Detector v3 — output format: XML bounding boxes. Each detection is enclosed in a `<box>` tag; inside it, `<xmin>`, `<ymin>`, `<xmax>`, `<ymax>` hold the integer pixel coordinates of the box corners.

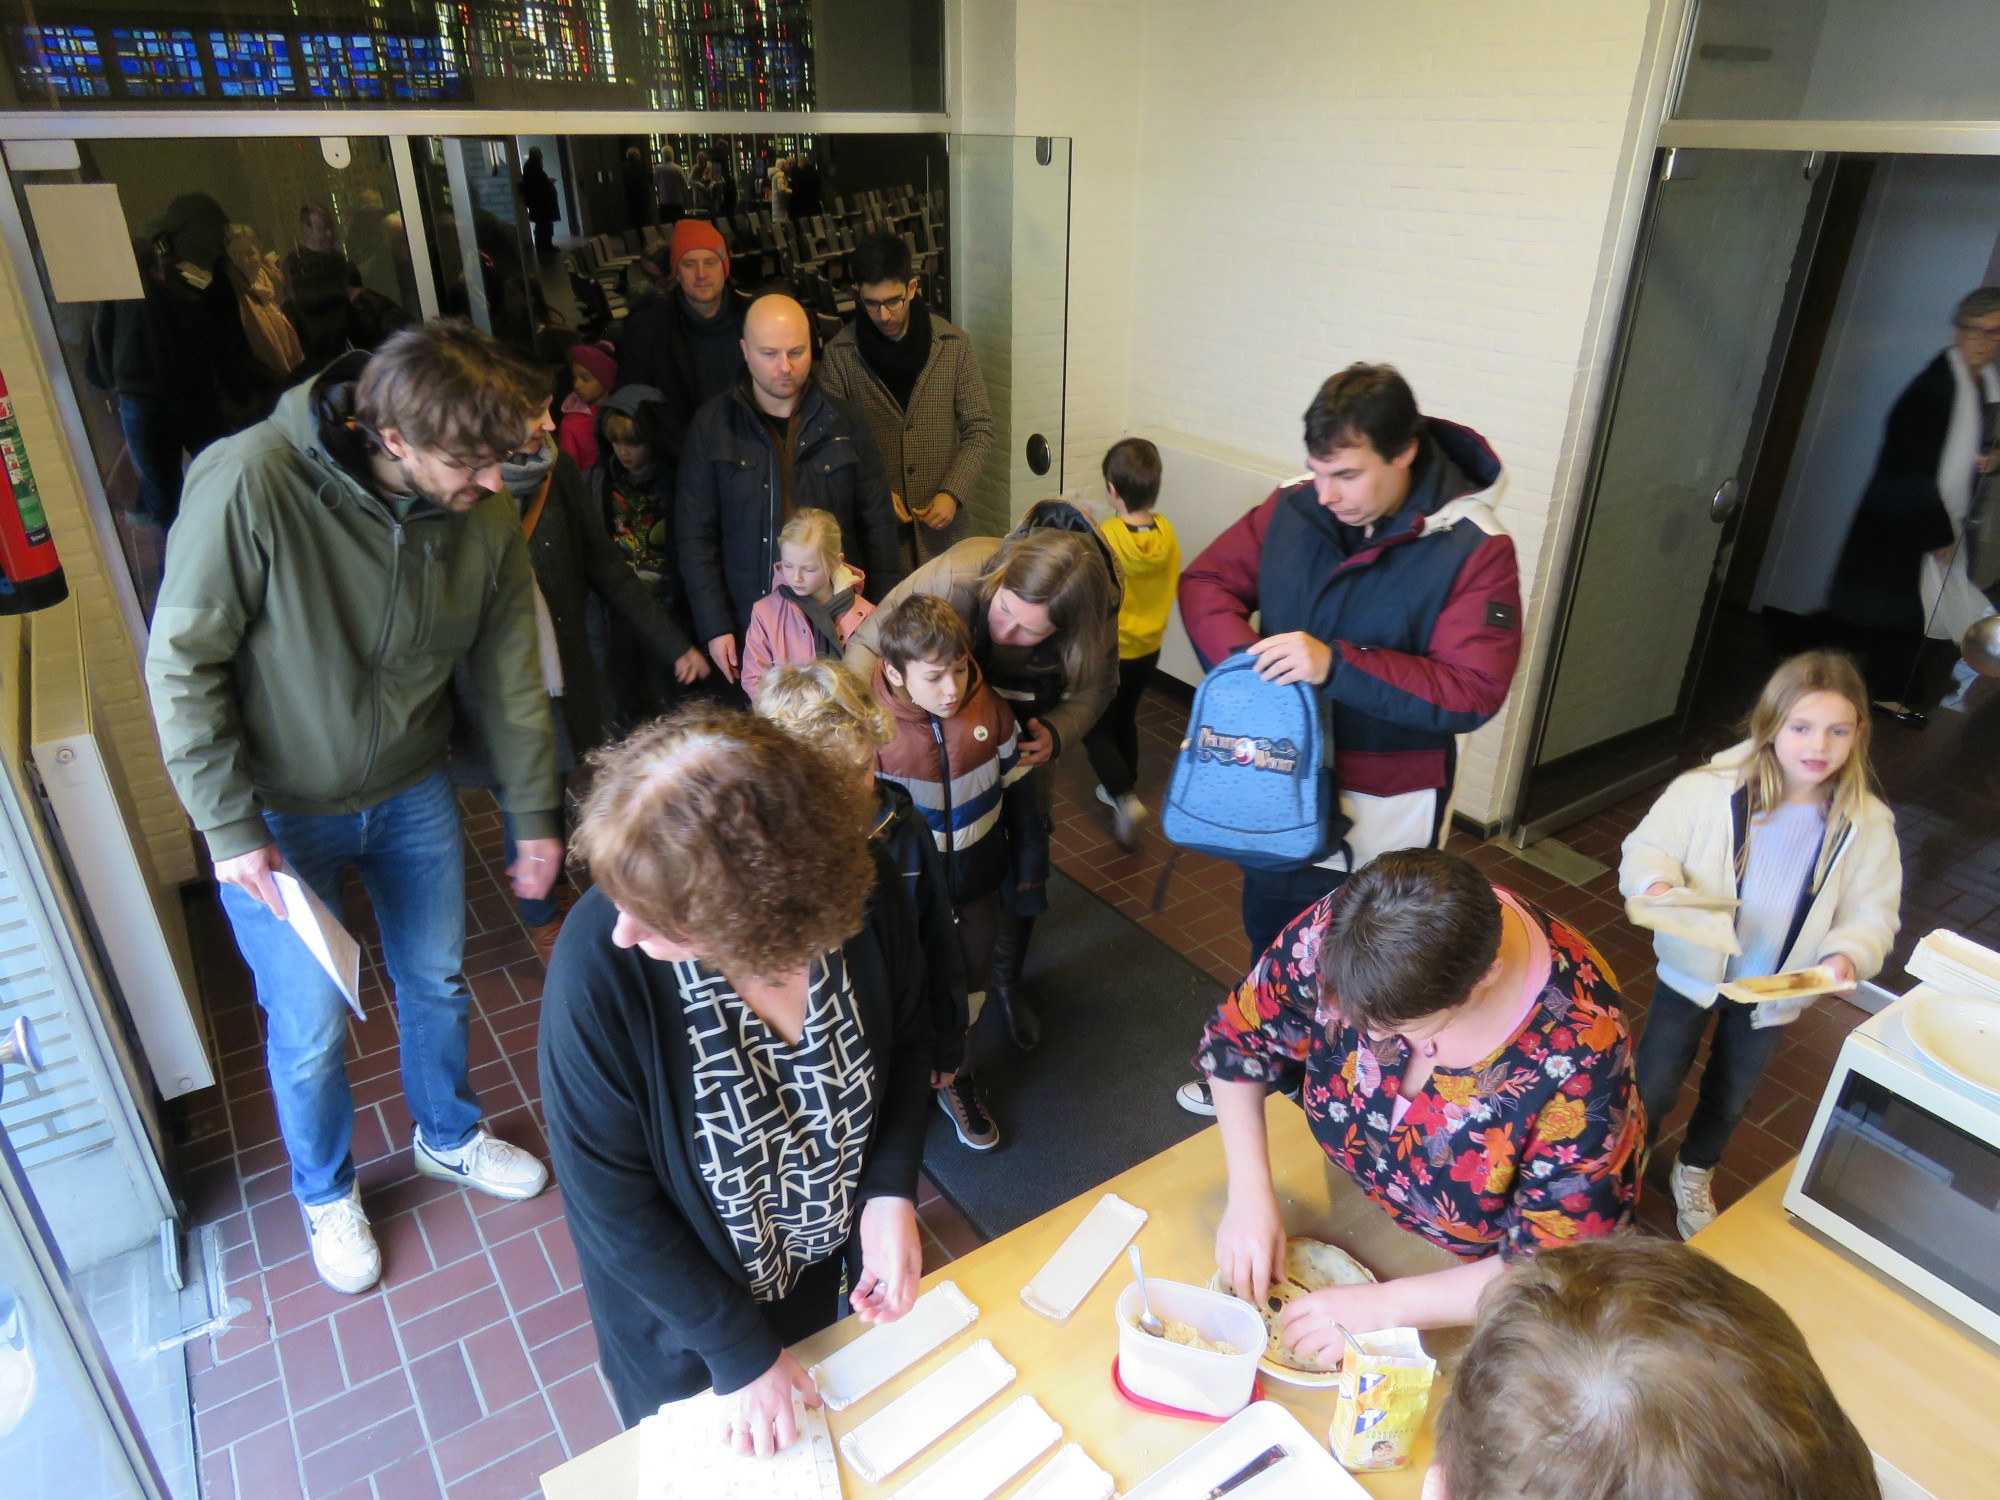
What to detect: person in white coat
<box><xmin>1619</xmin><ymin>651</ymin><xmax>1901</xmax><ymax>1239</ymax></box>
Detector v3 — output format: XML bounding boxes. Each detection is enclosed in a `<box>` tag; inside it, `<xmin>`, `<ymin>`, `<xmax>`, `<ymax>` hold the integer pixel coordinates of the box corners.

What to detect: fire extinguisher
<box><xmin>0</xmin><ymin>369</ymin><xmax>68</xmax><ymax>615</ymax></box>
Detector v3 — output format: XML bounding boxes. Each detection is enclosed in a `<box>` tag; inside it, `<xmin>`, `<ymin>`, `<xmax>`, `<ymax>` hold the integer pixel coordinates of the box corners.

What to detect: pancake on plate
<box><xmin>1211</xmin><ymin>1237</ymin><xmax>1375</xmax><ymax>1379</ymax></box>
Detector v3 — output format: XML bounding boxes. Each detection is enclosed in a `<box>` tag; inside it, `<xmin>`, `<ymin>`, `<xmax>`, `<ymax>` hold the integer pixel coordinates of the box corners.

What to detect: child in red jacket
<box><xmin>872</xmin><ymin>595</ymin><xmax>1048</xmax><ymax>1150</ymax></box>
<box><xmin>558</xmin><ymin>340</ymin><xmax>615</xmax><ymax>472</ymax></box>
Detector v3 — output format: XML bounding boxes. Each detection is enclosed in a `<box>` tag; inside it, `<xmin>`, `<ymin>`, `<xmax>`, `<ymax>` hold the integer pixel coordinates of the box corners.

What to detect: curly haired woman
<box><xmin>539</xmin><ymin>707</ymin><xmax>931</xmax><ymax>1450</ymax></box>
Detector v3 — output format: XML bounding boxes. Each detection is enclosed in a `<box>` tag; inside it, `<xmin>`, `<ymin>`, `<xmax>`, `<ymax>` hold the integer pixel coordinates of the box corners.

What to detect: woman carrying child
<box><xmin>1620</xmin><ymin>650</ymin><xmax>1902</xmax><ymax>1238</ymax></box>
<box><xmin>740</xmin><ymin>508</ymin><xmax>876</xmax><ymax>699</ymax></box>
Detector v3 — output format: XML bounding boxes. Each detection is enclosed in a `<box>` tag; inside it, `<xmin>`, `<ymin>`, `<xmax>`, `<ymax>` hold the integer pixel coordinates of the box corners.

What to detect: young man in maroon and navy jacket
<box><xmin>1174</xmin><ymin>364</ymin><xmax>1522</xmax><ymax>1111</ymax></box>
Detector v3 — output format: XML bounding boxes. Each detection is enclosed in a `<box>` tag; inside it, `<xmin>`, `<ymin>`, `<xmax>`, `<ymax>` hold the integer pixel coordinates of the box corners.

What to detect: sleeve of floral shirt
<box><xmin>1191</xmin><ymin>895</ymin><xmax>1336</xmax><ymax>1096</ymax></box>
<box><xmin>1501</xmin><ymin>988</ymin><xmax>1643</xmax><ymax>1255</ymax></box>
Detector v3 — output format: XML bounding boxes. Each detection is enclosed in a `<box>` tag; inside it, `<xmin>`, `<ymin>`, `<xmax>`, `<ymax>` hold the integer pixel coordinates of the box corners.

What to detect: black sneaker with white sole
<box><xmin>938</xmin><ymin>1073</ymin><xmax>1001</xmax><ymax>1150</ymax></box>
<box><xmin>1175</xmin><ymin>1078</ymin><xmax>1216</xmax><ymax>1116</ymax></box>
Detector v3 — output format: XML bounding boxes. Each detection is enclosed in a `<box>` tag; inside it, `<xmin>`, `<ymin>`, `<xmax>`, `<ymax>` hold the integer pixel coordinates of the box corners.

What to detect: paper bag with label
<box><xmin>1329</xmin><ymin>1327</ymin><xmax>1435</xmax><ymax>1472</ymax></box>
<box><xmin>272</xmin><ymin>869</ymin><xmax>364</xmax><ymax>1020</ymax></box>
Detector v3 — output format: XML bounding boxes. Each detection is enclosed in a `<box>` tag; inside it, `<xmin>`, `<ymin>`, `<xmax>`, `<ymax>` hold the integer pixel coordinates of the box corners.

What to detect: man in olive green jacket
<box><xmin>145</xmin><ymin>322</ymin><xmax>560</xmax><ymax>1296</ymax></box>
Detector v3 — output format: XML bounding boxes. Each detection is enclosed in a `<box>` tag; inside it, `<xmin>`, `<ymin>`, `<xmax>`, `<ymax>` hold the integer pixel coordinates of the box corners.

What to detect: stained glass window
<box><xmin>110</xmin><ymin>29</ymin><xmax>203</xmax><ymax>99</ymax></box>
<box><xmin>14</xmin><ymin>25</ymin><xmax>110</xmax><ymax>99</ymax></box>
<box><xmin>208</xmin><ymin>30</ymin><xmax>296</xmax><ymax>98</ymax></box>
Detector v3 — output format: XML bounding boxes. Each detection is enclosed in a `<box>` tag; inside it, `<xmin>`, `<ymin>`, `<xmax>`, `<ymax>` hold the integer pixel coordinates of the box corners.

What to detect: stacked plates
<box><xmin>1905</xmin><ymin>929</ymin><xmax>2000</xmax><ymax>1002</ymax></box>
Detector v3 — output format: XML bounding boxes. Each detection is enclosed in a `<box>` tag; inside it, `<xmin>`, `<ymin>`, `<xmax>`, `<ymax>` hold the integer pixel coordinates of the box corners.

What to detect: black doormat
<box><xmin>921</xmin><ymin>869</ymin><xmax>1231</xmax><ymax>1240</ymax></box>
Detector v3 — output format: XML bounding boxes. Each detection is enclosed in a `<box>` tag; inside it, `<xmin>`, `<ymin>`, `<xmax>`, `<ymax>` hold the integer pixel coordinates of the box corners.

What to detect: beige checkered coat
<box><xmin>819</xmin><ymin>313</ymin><xmax>996</xmax><ymax>562</ymax></box>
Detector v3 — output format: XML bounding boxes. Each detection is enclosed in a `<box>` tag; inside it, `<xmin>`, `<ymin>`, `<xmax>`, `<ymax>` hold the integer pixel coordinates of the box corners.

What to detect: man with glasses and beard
<box><xmin>146</xmin><ymin>321</ymin><xmax>561</xmax><ymax>1297</ymax></box>
<box><xmin>820</xmin><ymin>233</ymin><xmax>995</xmax><ymax>565</ymax></box>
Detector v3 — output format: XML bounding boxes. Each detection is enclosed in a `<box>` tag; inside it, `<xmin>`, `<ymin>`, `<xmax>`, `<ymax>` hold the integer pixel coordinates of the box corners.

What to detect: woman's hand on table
<box><xmin>1214</xmin><ymin>1185</ymin><xmax>1286</xmax><ymax>1308</ymax></box>
<box><xmin>852</xmin><ymin>1196</ymin><xmax>921</xmax><ymax>1324</ymax></box>
<box><xmin>1277</xmin><ymin>1280</ymin><xmax>1403</xmax><ymax>1366</ymax></box>
<box><xmin>726</xmin><ymin>1351</ymin><xmax>819</xmax><ymax>1458</ymax></box>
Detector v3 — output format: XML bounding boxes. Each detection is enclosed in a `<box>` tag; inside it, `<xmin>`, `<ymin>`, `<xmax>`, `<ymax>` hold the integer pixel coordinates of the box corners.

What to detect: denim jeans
<box><xmin>117</xmin><ymin>392</ymin><xmax>224</xmax><ymax>529</ymax></box>
<box><xmin>1240</xmin><ymin>863</ymin><xmax>1348</xmax><ymax>966</ymax></box>
<box><xmin>1633</xmin><ymin>980</ymin><xmax>1785</xmax><ymax>1171</ymax></box>
<box><xmin>219</xmin><ymin>769</ymin><xmax>480</xmax><ymax>1207</ymax></box>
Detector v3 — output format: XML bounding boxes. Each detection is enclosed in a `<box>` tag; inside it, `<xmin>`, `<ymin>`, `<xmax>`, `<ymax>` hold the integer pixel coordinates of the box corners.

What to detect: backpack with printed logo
<box><xmin>1159</xmin><ymin>650</ymin><xmax>1343</xmax><ymax>871</ymax></box>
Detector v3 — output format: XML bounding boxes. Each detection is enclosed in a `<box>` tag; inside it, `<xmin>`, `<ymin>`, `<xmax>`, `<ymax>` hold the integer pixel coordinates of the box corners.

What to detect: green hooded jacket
<box><xmin>145</xmin><ymin>371</ymin><xmax>560</xmax><ymax>863</ymax></box>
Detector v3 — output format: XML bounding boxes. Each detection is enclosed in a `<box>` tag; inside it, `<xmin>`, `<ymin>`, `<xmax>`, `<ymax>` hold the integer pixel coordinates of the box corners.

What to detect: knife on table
<box><xmin>1200</xmin><ymin>1443</ymin><xmax>1289</xmax><ymax>1499</ymax></box>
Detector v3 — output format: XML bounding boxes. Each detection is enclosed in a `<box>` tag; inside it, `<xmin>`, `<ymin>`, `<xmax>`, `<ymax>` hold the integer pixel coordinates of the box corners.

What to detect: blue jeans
<box><xmin>117</xmin><ymin>392</ymin><xmax>223</xmax><ymax>529</ymax></box>
<box><xmin>219</xmin><ymin>770</ymin><xmax>480</xmax><ymax>1207</ymax></box>
<box><xmin>1633</xmin><ymin>980</ymin><xmax>1786</xmax><ymax>1171</ymax></box>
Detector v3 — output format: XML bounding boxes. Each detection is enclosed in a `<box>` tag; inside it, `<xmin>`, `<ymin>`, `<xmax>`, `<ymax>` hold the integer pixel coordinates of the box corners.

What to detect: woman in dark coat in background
<box><xmin>520</xmin><ymin>147</ymin><xmax>561</xmax><ymax>253</ymax></box>
<box><xmin>1828</xmin><ymin>286</ymin><xmax>2000</xmax><ymax>724</ymax></box>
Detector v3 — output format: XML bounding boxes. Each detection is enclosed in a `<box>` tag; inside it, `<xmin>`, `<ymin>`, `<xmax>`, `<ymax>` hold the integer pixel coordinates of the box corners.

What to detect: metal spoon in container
<box><xmin>1128</xmin><ymin>1244</ymin><xmax>1166</xmax><ymax>1338</ymax></box>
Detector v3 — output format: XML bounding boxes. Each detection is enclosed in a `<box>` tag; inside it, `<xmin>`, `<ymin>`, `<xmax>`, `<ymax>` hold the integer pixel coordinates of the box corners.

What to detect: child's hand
<box><xmin>1644</xmin><ymin>882</ymin><xmax>1673</xmax><ymax>897</ymax></box>
<box><xmin>1823</xmin><ymin>953</ymin><xmax>1856</xmax><ymax>987</ymax></box>
<box><xmin>674</xmin><ymin>648</ymin><xmax>712</xmax><ymax>685</ymax></box>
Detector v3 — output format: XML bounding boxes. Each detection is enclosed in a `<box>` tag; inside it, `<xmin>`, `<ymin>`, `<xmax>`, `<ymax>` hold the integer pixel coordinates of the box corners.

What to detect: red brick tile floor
<box><xmin>172</xmin><ymin>677</ymin><xmax>1998</xmax><ymax>1496</ymax></box>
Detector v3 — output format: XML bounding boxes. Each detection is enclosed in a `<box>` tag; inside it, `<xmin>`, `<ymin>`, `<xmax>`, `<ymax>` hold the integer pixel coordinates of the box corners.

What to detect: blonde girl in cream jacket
<box><xmin>1619</xmin><ymin>651</ymin><xmax>1901</xmax><ymax>1238</ymax></box>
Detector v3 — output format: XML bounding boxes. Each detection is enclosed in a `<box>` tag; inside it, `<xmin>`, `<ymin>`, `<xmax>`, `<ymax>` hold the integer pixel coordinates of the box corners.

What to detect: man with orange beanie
<box><xmin>614</xmin><ymin>218</ymin><xmax>754</xmax><ymax>464</ymax></box>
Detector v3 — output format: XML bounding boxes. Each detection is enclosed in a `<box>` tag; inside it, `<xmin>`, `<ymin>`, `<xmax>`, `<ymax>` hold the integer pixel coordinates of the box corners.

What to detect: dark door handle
<box><xmin>1026</xmin><ymin>433</ymin><xmax>1051</xmax><ymax>476</ymax></box>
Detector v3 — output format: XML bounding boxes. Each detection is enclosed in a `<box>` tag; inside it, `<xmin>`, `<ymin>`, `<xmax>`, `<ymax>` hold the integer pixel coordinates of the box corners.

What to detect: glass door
<box><xmin>945</xmin><ymin>134</ymin><xmax>1070</xmax><ymax>532</ymax></box>
<box><xmin>1519</xmin><ymin>148</ymin><xmax>1827</xmax><ymax>840</ymax></box>
<box><xmin>414</xmin><ymin>136</ymin><xmax>540</xmax><ymax>363</ymax></box>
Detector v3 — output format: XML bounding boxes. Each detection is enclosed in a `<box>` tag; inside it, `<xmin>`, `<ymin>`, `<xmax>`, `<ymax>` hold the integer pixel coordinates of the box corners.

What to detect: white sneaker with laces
<box><xmin>1096</xmin><ymin>784</ymin><xmax>1148</xmax><ymax>850</ymax></box>
<box><xmin>1176</xmin><ymin>1078</ymin><xmax>1216</xmax><ymax>1116</ymax></box>
<box><xmin>413</xmin><ymin>1126</ymin><xmax>549</xmax><ymax>1201</ymax></box>
<box><xmin>302</xmin><ymin>1185</ymin><xmax>381</xmax><ymax>1294</ymax></box>
<box><xmin>1668</xmin><ymin>1157</ymin><xmax>1719</xmax><ymax>1239</ymax></box>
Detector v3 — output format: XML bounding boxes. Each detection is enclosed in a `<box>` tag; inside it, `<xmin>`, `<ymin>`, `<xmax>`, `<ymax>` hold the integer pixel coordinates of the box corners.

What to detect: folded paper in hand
<box><xmin>272</xmin><ymin>869</ymin><xmax>364</xmax><ymax>1020</ymax></box>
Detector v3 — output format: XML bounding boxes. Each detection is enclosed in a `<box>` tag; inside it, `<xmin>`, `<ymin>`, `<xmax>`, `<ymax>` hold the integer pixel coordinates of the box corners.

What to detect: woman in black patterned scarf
<box><xmin>539</xmin><ymin>706</ymin><xmax>932</xmax><ymax>1450</ymax></box>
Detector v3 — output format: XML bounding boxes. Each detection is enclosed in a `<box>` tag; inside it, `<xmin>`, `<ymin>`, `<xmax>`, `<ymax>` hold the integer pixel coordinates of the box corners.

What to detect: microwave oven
<box><xmin>1783</xmin><ymin>987</ymin><xmax>2000</xmax><ymax>1348</ymax></box>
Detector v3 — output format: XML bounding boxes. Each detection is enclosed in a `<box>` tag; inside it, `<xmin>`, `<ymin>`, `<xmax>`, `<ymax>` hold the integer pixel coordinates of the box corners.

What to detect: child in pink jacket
<box><xmin>558</xmin><ymin>341</ymin><xmax>615</xmax><ymax>472</ymax></box>
<box><xmin>740</xmin><ymin>508</ymin><xmax>875</xmax><ymax>698</ymax></box>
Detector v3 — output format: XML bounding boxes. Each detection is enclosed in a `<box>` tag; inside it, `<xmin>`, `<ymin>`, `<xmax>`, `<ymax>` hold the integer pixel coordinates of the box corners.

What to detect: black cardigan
<box><xmin>538</xmin><ymin>850</ymin><xmax>933</xmax><ymax>1418</ymax></box>
<box><xmin>1829</xmin><ymin>352</ymin><xmax>1963</xmax><ymax>631</ymax></box>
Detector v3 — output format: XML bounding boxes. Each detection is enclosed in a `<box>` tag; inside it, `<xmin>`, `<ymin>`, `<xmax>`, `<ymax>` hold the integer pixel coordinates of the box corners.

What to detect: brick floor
<box><xmin>174</xmin><ymin>675</ymin><xmax>2000</xmax><ymax>1495</ymax></box>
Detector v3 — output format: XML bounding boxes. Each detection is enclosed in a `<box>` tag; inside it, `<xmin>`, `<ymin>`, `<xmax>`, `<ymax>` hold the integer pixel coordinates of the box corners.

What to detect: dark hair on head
<box><xmin>355</xmin><ymin>319</ymin><xmax>545</xmax><ymax>463</ymax></box>
<box><xmin>573</xmin><ymin>705</ymin><xmax>873</xmax><ymax>981</ymax></box>
<box><xmin>1320</xmin><ymin>849</ymin><xmax>1501</xmax><ymax>1033</ymax></box>
<box><xmin>876</xmin><ymin>594</ymin><xmax>972</xmax><ymax>675</ymax></box>
<box><xmin>1955</xmin><ymin>285</ymin><xmax>2000</xmax><ymax>325</ymax></box>
<box><xmin>851</xmin><ymin>232</ymin><xmax>915</xmax><ymax>289</ymax></box>
<box><xmin>1436</xmin><ymin>1235</ymin><xmax>1881</xmax><ymax>1500</ymax></box>
<box><xmin>1102</xmin><ymin>437</ymin><xmax>1163</xmax><ymax>509</ymax></box>
<box><xmin>1303</xmin><ymin>363</ymin><xmax>1421</xmax><ymax>462</ymax></box>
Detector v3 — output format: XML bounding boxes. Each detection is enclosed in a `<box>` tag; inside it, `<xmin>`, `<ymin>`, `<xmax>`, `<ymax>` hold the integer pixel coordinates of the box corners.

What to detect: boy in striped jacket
<box><xmin>871</xmin><ymin>595</ymin><xmax>1048</xmax><ymax>1151</ymax></box>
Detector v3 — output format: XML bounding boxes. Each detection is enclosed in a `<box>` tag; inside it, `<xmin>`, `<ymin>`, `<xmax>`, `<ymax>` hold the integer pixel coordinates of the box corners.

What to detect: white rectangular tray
<box><xmin>808</xmin><ymin>1281</ymin><xmax>978</xmax><ymax>1411</ymax></box>
<box><xmin>1121</xmin><ymin>1401</ymin><xmax>1370</xmax><ymax>1499</ymax></box>
<box><xmin>1012</xmin><ymin>1443</ymin><xmax>1118</xmax><ymax>1500</ymax></box>
<box><xmin>889</xmin><ymin>1394</ymin><xmax>1060</xmax><ymax>1500</ymax></box>
<box><xmin>1020</xmin><ymin>1192</ymin><xmax>1148</xmax><ymax>1323</ymax></box>
<box><xmin>837</xmin><ymin>1338</ymin><xmax>1016</xmax><ymax>1484</ymax></box>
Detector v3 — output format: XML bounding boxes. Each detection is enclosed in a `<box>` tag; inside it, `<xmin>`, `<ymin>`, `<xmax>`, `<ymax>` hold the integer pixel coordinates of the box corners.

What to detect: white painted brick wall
<box><xmin>996</xmin><ymin>0</ymin><xmax>1664</xmax><ymax>824</ymax></box>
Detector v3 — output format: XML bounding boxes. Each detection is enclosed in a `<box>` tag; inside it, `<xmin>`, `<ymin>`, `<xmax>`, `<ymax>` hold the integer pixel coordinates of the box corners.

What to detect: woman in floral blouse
<box><xmin>1200</xmin><ymin>848</ymin><xmax>1641</xmax><ymax>1363</ymax></box>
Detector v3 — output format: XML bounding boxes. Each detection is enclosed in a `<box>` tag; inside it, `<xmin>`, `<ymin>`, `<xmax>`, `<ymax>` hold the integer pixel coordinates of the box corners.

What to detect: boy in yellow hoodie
<box><xmin>1086</xmin><ymin>437</ymin><xmax>1180</xmax><ymax>849</ymax></box>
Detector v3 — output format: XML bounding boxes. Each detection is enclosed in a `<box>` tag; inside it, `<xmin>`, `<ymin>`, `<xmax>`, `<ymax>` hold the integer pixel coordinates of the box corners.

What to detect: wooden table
<box><xmin>543</xmin><ymin>1093</ymin><xmax>1461</xmax><ymax>1498</ymax></box>
<box><xmin>1691</xmin><ymin>1164</ymin><xmax>2000</xmax><ymax>1500</ymax></box>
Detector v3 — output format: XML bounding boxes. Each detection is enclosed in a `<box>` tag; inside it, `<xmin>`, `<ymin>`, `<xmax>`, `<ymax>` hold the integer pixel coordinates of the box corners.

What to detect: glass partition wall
<box><xmin>0</xmin><ymin>99</ymin><xmax>1066</xmax><ymax>1495</ymax></box>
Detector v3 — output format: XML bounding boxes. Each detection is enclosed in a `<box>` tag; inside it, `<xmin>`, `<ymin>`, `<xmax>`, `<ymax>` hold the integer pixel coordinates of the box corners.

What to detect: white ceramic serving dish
<box><xmin>1905</xmin><ymin>992</ymin><xmax>2000</xmax><ymax>1096</ymax></box>
<box><xmin>1120</xmin><ymin>1400</ymin><xmax>1369</xmax><ymax>1499</ymax></box>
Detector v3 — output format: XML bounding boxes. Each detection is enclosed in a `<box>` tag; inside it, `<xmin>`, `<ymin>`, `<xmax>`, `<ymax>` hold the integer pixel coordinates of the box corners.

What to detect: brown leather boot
<box><xmin>527</xmin><ymin>914</ymin><xmax>564</xmax><ymax>968</ymax></box>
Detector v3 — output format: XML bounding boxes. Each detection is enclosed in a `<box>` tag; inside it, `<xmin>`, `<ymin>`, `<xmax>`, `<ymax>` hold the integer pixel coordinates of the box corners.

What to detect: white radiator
<box><xmin>26</xmin><ymin>598</ymin><xmax>208</xmax><ymax>1099</ymax></box>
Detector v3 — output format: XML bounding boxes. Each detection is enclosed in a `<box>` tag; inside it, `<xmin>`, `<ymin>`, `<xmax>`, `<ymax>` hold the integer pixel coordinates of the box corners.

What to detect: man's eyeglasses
<box><xmin>1957</xmin><ymin>321</ymin><xmax>2000</xmax><ymax>340</ymax></box>
<box><xmin>861</xmin><ymin>291</ymin><xmax>911</xmax><ymax>315</ymax></box>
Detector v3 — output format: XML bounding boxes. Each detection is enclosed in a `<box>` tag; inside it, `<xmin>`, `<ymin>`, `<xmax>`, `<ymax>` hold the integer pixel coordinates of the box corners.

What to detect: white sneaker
<box><xmin>1668</xmin><ymin>1157</ymin><xmax>1719</xmax><ymax>1239</ymax></box>
<box><xmin>413</xmin><ymin>1126</ymin><xmax>549</xmax><ymax>1201</ymax></box>
<box><xmin>1095</xmin><ymin>785</ymin><xmax>1148</xmax><ymax>851</ymax></box>
<box><xmin>302</xmin><ymin>1186</ymin><xmax>381</xmax><ymax>1294</ymax></box>
<box><xmin>1176</xmin><ymin>1078</ymin><xmax>1216</xmax><ymax>1116</ymax></box>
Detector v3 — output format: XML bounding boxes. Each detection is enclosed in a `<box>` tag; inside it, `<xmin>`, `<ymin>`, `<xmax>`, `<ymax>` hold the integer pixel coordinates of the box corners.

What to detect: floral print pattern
<box><xmin>1195</xmin><ymin>888</ymin><xmax>1643</xmax><ymax>1261</ymax></box>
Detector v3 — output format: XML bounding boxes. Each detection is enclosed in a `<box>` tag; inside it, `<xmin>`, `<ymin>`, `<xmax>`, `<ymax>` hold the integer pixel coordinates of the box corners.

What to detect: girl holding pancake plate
<box><xmin>1198</xmin><ymin>848</ymin><xmax>1641</xmax><ymax>1364</ymax></box>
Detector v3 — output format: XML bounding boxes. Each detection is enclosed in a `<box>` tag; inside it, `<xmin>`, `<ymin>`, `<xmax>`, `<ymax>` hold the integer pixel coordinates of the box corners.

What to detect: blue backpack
<box><xmin>1160</xmin><ymin>651</ymin><xmax>1343</xmax><ymax>871</ymax></box>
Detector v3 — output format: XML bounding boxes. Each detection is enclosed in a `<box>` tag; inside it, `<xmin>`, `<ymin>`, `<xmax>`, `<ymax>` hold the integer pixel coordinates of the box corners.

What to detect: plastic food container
<box><xmin>1114</xmin><ymin>1279</ymin><xmax>1266</xmax><ymax>1418</ymax></box>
